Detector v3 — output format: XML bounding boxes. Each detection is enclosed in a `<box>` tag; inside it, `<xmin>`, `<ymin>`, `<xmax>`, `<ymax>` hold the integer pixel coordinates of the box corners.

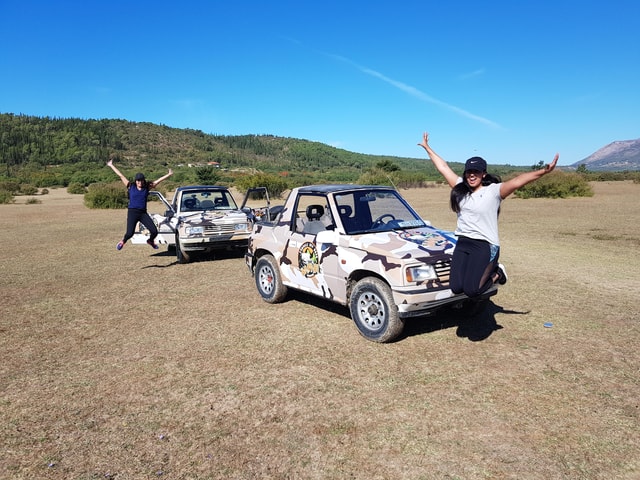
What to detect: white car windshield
<box><xmin>181</xmin><ymin>190</ymin><xmax>238</xmax><ymax>211</ymax></box>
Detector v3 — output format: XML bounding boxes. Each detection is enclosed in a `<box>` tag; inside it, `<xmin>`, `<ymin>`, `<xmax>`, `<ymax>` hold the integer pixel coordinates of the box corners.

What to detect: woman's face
<box><xmin>465</xmin><ymin>169</ymin><xmax>485</xmax><ymax>189</ymax></box>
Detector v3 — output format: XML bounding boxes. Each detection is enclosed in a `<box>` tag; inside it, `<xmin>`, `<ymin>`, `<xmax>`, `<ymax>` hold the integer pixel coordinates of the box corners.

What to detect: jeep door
<box><xmin>280</xmin><ymin>194</ymin><xmax>338</xmax><ymax>299</ymax></box>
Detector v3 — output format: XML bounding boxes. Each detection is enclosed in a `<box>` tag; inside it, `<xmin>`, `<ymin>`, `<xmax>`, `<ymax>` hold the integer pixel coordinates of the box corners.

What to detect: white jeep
<box><xmin>132</xmin><ymin>185</ymin><xmax>271</xmax><ymax>263</ymax></box>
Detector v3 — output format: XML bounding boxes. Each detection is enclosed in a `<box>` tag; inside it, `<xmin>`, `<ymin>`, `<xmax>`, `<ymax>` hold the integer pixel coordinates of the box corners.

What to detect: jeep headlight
<box><xmin>234</xmin><ymin>223</ymin><xmax>249</xmax><ymax>231</ymax></box>
<box><xmin>185</xmin><ymin>226</ymin><xmax>204</xmax><ymax>235</ymax></box>
<box><xmin>406</xmin><ymin>264</ymin><xmax>437</xmax><ymax>283</ymax></box>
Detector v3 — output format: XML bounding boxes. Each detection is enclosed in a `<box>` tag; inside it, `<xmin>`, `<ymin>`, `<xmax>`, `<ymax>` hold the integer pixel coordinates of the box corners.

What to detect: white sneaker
<box><xmin>497</xmin><ymin>263</ymin><xmax>508</xmax><ymax>285</ymax></box>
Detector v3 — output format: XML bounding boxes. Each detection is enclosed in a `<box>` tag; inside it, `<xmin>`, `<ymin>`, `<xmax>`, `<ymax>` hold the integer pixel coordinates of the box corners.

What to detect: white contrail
<box><xmin>329</xmin><ymin>53</ymin><xmax>501</xmax><ymax>129</ymax></box>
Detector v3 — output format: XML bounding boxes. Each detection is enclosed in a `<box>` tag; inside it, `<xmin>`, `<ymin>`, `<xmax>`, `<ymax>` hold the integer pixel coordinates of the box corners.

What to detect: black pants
<box><xmin>450</xmin><ymin>236</ymin><xmax>499</xmax><ymax>298</ymax></box>
<box><xmin>123</xmin><ymin>208</ymin><xmax>158</xmax><ymax>243</ymax></box>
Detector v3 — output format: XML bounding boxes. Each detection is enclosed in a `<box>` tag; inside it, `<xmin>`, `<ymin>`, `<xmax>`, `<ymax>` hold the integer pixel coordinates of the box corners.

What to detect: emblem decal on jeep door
<box><xmin>298</xmin><ymin>242</ymin><xmax>320</xmax><ymax>277</ymax></box>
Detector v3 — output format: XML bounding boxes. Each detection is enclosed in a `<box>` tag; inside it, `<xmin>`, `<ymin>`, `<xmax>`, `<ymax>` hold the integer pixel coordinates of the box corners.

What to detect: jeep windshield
<box><xmin>180</xmin><ymin>190</ymin><xmax>239</xmax><ymax>212</ymax></box>
<box><xmin>334</xmin><ymin>189</ymin><xmax>427</xmax><ymax>235</ymax></box>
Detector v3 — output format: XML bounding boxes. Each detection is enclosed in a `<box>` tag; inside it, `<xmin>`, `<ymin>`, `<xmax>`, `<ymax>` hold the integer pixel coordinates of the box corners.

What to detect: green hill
<box><xmin>0</xmin><ymin>112</ymin><xmax>527</xmax><ymax>188</ymax></box>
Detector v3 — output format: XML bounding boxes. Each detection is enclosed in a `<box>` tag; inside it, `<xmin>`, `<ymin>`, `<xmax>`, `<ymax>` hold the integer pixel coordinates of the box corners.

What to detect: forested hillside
<box><xmin>1</xmin><ymin>113</ymin><xmax>451</xmax><ymax>187</ymax></box>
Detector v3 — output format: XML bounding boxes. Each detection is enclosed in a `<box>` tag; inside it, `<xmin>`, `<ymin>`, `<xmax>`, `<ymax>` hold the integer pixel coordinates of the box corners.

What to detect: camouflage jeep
<box><xmin>245</xmin><ymin>184</ymin><xmax>499</xmax><ymax>343</ymax></box>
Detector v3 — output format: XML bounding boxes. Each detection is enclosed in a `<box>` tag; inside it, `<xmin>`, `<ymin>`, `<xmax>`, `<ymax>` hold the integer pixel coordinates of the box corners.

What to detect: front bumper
<box><xmin>179</xmin><ymin>233</ymin><xmax>250</xmax><ymax>252</ymax></box>
<box><xmin>393</xmin><ymin>284</ymin><xmax>498</xmax><ymax>318</ymax></box>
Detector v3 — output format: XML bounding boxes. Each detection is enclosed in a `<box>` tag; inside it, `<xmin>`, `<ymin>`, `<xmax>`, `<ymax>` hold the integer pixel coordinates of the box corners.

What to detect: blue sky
<box><xmin>1</xmin><ymin>1</ymin><xmax>638</xmax><ymax>166</ymax></box>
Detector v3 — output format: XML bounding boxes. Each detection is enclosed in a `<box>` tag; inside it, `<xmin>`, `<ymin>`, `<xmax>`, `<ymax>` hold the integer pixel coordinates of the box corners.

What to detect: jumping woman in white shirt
<box><xmin>418</xmin><ymin>132</ymin><xmax>558</xmax><ymax>298</ymax></box>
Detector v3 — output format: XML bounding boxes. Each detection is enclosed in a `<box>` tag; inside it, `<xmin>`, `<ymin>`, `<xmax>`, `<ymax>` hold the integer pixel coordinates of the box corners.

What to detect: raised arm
<box><xmin>149</xmin><ymin>168</ymin><xmax>173</xmax><ymax>188</ymax></box>
<box><xmin>499</xmin><ymin>154</ymin><xmax>559</xmax><ymax>199</ymax></box>
<box><xmin>106</xmin><ymin>158</ymin><xmax>129</xmax><ymax>186</ymax></box>
<box><xmin>417</xmin><ymin>132</ymin><xmax>459</xmax><ymax>188</ymax></box>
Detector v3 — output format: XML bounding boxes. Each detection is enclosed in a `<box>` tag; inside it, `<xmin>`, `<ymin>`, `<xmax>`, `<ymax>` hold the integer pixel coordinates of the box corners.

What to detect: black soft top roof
<box><xmin>295</xmin><ymin>184</ymin><xmax>395</xmax><ymax>195</ymax></box>
<box><xmin>175</xmin><ymin>185</ymin><xmax>230</xmax><ymax>193</ymax></box>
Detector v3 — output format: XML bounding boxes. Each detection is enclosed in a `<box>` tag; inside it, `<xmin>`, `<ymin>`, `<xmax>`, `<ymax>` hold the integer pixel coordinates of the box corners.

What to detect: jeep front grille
<box><xmin>204</xmin><ymin>224</ymin><xmax>236</xmax><ymax>235</ymax></box>
<box><xmin>434</xmin><ymin>259</ymin><xmax>451</xmax><ymax>284</ymax></box>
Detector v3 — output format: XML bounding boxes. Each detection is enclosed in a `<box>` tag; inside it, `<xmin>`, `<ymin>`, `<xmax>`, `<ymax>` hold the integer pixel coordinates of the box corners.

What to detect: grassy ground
<box><xmin>1</xmin><ymin>182</ymin><xmax>638</xmax><ymax>479</ymax></box>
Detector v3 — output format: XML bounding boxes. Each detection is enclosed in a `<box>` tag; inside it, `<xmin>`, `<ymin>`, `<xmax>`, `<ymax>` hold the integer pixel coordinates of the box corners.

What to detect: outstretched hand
<box><xmin>107</xmin><ymin>159</ymin><xmax>113</xmax><ymax>167</ymax></box>
<box><xmin>545</xmin><ymin>154</ymin><xmax>559</xmax><ymax>173</ymax></box>
<box><xmin>417</xmin><ymin>132</ymin><xmax>430</xmax><ymax>151</ymax></box>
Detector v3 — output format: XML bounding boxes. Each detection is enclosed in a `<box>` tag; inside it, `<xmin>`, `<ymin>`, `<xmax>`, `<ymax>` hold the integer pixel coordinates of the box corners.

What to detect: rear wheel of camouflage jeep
<box><xmin>349</xmin><ymin>277</ymin><xmax>404</xmax><ymax>343</ymax></box>
<box><xmin>175</xmin><ymin>233</ymin><xmax>191</xmax><ymax>264</ymax></box>
<box><xmin>255</xmin><ymin>254</ymin><xmax>287</xmax><ymax>303</ymax></box>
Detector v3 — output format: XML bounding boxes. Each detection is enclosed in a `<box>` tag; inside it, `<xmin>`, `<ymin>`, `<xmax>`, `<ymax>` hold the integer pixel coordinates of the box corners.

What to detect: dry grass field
<box><xmin>1</xmin><ymin>182</ymin><xmax>639</xmax><ymax>480</ymax></box>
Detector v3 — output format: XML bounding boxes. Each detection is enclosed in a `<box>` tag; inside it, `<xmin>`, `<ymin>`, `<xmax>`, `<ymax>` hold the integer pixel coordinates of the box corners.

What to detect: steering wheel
<box><xmin>371</xmin><ymin>214</ymin><xmax>396</xmax><ymax>229</ymax></box>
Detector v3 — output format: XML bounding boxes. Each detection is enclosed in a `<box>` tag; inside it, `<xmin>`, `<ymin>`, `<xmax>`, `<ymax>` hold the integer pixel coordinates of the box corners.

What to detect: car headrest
<box><xmin>306</xmin><ymin>204</ymin><xmax>324</xmax><ymax>221</ymax></box>
<box><xmin>338</xmin><ymin>205</ymin><xmax>352</xmax><ymax>217</ymax></box>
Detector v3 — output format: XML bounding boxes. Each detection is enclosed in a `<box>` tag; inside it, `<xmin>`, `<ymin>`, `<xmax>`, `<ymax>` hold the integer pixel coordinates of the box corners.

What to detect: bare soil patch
<box><xmin>1</xmin><ymin>182</ymin><xmax>638</xmax><ymax>479</ymax></box>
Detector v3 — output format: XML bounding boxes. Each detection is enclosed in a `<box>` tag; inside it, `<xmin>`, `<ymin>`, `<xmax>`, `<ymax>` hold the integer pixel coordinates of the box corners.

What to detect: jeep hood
<box><xmin>346</xmin><ymin>226</ymin><xmax>456</xmax><ymax>259</ymax></box>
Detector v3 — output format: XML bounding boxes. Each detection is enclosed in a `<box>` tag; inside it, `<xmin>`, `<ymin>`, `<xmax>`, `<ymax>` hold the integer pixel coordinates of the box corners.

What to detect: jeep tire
<box><xmin>175</xmin><ymin>233</ymin><xmax>191</xmax><ymax>264</ymax></box>
<box><xmin>255</xmin><ymin>254</ymin><xmax>288</xmax><ymax>303</ymax></box>
<box><xmin>350</xmin><ymin>277</ymin><xmax>404</xmax><ymax>343</ymax></box>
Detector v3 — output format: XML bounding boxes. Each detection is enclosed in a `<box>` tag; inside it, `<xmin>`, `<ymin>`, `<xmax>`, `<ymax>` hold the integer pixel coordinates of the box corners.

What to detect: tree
<box><xmin>195</xmin><ymin>166</ymin><xmax>220</xmax><ymax>185</ymax></box>
<box><xmin>375</xmin><ymin>159</ymin><xmax>400</xmax><ymax>172</ymax></box>
<box><xmin>532</xmin><ymin>160</ymin><xmax>545</xmax><ymax>170</ymax></box>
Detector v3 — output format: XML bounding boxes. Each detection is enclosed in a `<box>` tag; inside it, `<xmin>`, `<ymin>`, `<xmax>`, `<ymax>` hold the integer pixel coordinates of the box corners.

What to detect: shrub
<box><xmin>0</xmin><ymin>181</ymin><xmax>20</xmax><ymax>194</ymax></box>
<box><xmin>67</xmin><ymin>182</ymin><xmax>88</xmax><ymax>194</ymax></box>
<box><xmin>515</xmin><ymin>171</ymin><xmax>593</xmax><ymax>199</ymax></box>
<box><xmin>25</xmin><ymin>197</ymin><xmax>42</xmax><ymax>204</ymax></box>
<box><xmin>356</xmin><ymin>169</ymin><xmax>429</xmax><ymax>189</ymax></box>
<box><xmin>0</xmin><ymin>189</ymin><xmax>15</xmax><ymax>204</ymax></box>
<box><xmin>19</xmin><ymin>184</ymin><xmax>38</xmax><ymax>195</ymax></box>
<box><xmin>356</xmin><ymin>169</ymin><xmax>391</xmax><ymax>186</ymax></box>
<box><xmin>234</xmin><ymin>173</ymin><xmax>290</xmax><ymax>198</ymax></box>
<box><xmin>84</xmin><ymin>182</ymin><xmax>128</xmax><ymax>209</ymax></box>
<box><xmin>41</xmin><ymin>188</ymin><xmax>49</xmax><ymax>195</ymax></box>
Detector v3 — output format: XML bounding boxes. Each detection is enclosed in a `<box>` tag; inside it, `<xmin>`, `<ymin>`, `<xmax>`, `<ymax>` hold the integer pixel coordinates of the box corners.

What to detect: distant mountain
<box><xmin>571</xmin><ymin>139</ymin><xmax>640</xmax><ymax>171</ymax></box>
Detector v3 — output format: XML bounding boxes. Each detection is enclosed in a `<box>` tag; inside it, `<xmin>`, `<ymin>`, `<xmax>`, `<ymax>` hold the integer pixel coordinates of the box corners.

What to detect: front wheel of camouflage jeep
<box><xmin>255</xmin><ymin>254</ymin><xmax>288</xmax><ymax>303</ymax></box>
<box><xmin>175</xmin><ymin>233</ymin><xmax>191</xmax><ymax>264</ymax></box>
<box><xmin>349</xmin><ymin>277</ymin><xmax>404</xmax><ymax>343</ymax></box>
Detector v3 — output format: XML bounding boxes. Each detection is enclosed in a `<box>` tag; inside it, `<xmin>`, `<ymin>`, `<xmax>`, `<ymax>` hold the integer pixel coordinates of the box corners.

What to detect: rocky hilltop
<box><xmin>572</xmin><ymin>139</ymin><xmax>640</xmax><ymax>171</ymax></box>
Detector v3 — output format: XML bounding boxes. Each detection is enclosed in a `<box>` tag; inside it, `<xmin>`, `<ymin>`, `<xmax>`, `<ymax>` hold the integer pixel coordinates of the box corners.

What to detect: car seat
<box><xmin>184</xmin><ymin>198</ymin><xmax>197</xmax><ymax>210</ymax></box>
<box><xmin>338</xmin><ymin>205</ymin><xmax>356</xmax><ymax>232</ymax></box>
<box><xmin>303</xmin><ymin>204</ymin><xmax>326</xmax><ymax>235</ymax></box>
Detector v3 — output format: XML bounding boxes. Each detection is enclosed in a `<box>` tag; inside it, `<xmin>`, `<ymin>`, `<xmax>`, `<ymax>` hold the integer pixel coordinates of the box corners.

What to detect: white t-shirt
<box><xmin>454</xmin><ymin>180</ymin><xmax>503</xmax><ymax>246</ymax></box>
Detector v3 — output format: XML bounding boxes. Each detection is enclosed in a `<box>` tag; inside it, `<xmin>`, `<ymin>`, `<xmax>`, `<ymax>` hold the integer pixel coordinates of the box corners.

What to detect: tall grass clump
<box><xmin>515</xmin><ymin>171</ymin><xmax>593</xmax><ymax>199</ymax></box>
<box><xmin>84</xmin><ymin>182</ymin><xmax>128</xmax><ymax>209</ymax></box>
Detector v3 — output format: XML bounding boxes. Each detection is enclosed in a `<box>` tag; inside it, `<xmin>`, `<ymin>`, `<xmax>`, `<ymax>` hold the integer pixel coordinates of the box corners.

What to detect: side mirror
<box><xmin>268</xmin><ymin>205</ymin><xmax>285</xmax><ymax>222</ymax></box>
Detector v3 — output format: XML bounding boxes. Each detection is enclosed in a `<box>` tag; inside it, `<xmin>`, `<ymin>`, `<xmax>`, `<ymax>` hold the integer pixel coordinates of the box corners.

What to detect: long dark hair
<box><xmin>450</xmin><ymin>172</ymin><xmax>502</xmax><ymax>213</ymax></box>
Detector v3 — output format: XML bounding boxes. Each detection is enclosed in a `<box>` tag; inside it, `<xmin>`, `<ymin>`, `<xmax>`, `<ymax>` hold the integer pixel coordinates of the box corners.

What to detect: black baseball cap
<box><xmin>134</xmin><ymin>173</ymin><xmax>146</xmax><ymax>181</ymax></box>
<box><xmin>464</xmin><ymin>157</ymin><xmax>487</xmax><ymax>172</ymax></box>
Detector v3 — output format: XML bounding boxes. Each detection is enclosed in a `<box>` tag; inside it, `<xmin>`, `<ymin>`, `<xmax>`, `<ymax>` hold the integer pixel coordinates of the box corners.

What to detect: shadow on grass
<box><xmin>141</xmin><ymin>248</ymin><xmax>246</xmax><ymax>268</ymax></box>
<box><xmin>284</xmin><ymin>292</ymin><xmax>531</xmax><ymax>343</ymax></box>
<box><xmin>403</xmin><ymin>301</ymin><xmax>531</xmax><ymax>342</ymax></box>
